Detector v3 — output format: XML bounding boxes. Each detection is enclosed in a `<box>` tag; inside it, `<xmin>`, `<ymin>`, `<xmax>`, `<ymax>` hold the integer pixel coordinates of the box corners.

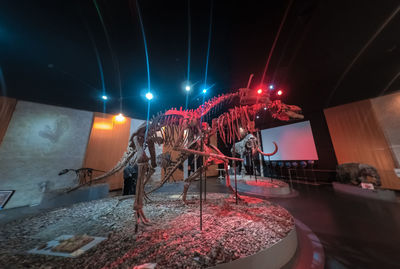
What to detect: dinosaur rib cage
<box><xmin>146</xmin><ymin>114</ymin><xmax>198</xmax><ymax>149</ymax></box>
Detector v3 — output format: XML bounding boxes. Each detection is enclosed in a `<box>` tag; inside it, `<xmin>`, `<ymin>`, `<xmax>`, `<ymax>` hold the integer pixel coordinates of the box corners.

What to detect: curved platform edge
<box><xmin>283</xmin><ymin>219</ymin><xmax>325</xmax><ymax>269</ymax></box>
<box><xmin>332</xmin><ymin>182</ymin><xmax>397</xmax><ymax>202</ymax></box>
<box><xmin>232</xmin><ymin>177</ymin><xmax>297</xmax><ymax>198</ymax></box>
<box><xmin>211</xmin><ymin>227</ymin><xmax>298</xmax><ymax>269</ymax></box>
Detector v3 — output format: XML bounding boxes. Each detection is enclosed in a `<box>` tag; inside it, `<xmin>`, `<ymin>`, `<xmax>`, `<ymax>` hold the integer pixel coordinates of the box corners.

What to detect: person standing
<box><xmin>123</xmin><ymin>163</ymin><xmax>138</xmax><ymax>195</ymax></box>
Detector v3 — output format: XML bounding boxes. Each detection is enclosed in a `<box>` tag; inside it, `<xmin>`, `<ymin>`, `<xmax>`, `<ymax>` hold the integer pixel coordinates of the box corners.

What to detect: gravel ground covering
<box><xmin>0</xmin><ymin>192</ymin><xmax>294</xmax><ymax>269</ymax></box>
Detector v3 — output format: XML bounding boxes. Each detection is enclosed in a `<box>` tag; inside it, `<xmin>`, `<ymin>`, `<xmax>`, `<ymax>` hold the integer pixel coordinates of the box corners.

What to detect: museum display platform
<box><xmin>332</xmin><ymin>182</ymin><xmax>398</xmax><ymax>202</ymax></box>
<box><xmin>225</xmin><ymin>176</ymin><xmax>296</xmax><ymax>198</ymax></box>
<box><xmin>0</xmin><ymin>193</ymin><xmax>297</xmax><ymax>269</ymax></box>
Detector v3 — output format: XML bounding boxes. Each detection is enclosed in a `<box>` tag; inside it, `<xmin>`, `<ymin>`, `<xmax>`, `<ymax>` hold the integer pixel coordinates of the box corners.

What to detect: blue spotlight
<box><xmin>102</xmin><ymin>95</ymin><xmax>108</xmax><ymax>100</ymax></box>
<box><xmin>145</xmin><ymin>92</ymin><xmax>153</xmax><ymax>100</ymax></box>
<box><xmin>185</xmin><ymin>85</ymin><xmax>191</xmax><ymax>91</ymax></box>
<box><xmin>202</xmin><ymin>88</ymin><xmax>207</xmax><ymax>94</ymax></box>
<box><xmin>269</xmin><ymin>84</ymin><xmax>275</xmax><ymax>90</ymax></box>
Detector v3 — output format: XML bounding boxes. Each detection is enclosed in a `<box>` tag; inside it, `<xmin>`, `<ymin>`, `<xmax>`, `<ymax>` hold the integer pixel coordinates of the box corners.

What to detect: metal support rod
<box><xmin>257</xmin><ymin>132</ymin><xmax>264</xmax><ymax>177</ymax></box>
<box><xmin>288</xmin><ymin>169</ymin><xmax>293</xmax><ymax>191</ymax></box>
<box><xmin>199</xmin><ymin>139</ymin><xmax>203</xmax><ymax>231</ymax></box>
<box><xmin>204</xmin><ymin>169</ymin><xmax>207</xmax><ymax>201</ymax></box>
<box><xmin>268</xmin><ymin>156</ymin><xmax>271</xmax><ymax>182</ymax></box>
<box><xmin>233</xmin><ymin>135</ymin><xmax>238</xmax><ymax>204</ymax></box>
<box><xmin>253</xmin><ymin>159</ymin><xmax>257</xmax><ymax>182</ymax></box>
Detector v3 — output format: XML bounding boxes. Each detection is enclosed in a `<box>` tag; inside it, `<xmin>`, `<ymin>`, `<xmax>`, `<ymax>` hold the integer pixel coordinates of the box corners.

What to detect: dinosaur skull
<box><xmin>269</xmin><ymin>100</ymin><xmax>304</xmax><ymax>121</ymax></box>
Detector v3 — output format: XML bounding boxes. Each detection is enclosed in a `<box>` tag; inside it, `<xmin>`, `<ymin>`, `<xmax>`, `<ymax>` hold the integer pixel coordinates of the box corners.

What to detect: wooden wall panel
<box><xmin>0</xmin><ymin>96</ymin><xmax>17</xmax><ymax>145</ymax></box>
<box><xmin>208</xmin><ymin>134</ymin><xmax>219</xmax><ymax>177</ymax></box>
<box><xmin>324</xmin><ymin>99</ymin><xmax>400</xmax><ymax>190</ymax></box>
<box><xmin>84</xmin><ymin>112</ymin><xmax>131</xmax><ymax>190</ymax></box>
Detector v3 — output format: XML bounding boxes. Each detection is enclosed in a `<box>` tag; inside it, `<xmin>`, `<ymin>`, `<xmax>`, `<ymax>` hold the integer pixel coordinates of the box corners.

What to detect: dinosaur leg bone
<box><xmin>145</xmin><ymin>154</ymin><xmax>188</xmax><ymax>195</ymax></box>
<box><xmin>182</xmin><ymin>162</ymin><xmax>212</xmax><ymax>204</ymax></box>
<box><xmin>134</xmin><ymin>162</ymin><xmax>151</xmax><ymax>232</ymax></box>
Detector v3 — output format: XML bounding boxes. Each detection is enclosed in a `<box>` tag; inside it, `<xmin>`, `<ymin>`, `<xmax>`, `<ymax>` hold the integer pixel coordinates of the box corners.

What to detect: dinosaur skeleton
<box><xmin>87</xmin><ymin>87</ymin><xmax>303</xmax><ymax>229</ymax></box>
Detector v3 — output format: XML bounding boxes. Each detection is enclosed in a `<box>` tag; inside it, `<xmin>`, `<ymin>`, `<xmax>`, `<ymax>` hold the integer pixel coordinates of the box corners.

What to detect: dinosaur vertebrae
<box><xmin>146</xmin><ymin>104</ymin><xmax>262</xmax><ymax>149</ymax></box>
<box><xmin>159</xmin><ymin>90</ymin><xmax>266</xmax><ymax>147</ymax></box>
<box><xmin>145</xmin><ymin>91</ymin><xmax>241</xmax><ymax>149</ymax></box>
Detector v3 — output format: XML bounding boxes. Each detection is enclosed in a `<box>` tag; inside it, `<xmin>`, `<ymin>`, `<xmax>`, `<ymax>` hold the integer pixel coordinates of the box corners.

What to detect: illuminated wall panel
<box><xmin>260</xmin><ymin>121</ymin><xmax>319</xmax><ymax>161</ymax></box>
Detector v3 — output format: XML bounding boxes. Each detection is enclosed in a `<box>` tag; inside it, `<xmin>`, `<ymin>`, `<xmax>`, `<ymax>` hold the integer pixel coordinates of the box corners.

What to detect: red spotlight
<box><xmin>277</xmin><ymin>90</ymin><xmax>283</xmax><ymax>96</ymax></box>
<box><xmin>257</xmin><ymin>89</ymin><xmax>263</xmax><ymax>94</ymax></box>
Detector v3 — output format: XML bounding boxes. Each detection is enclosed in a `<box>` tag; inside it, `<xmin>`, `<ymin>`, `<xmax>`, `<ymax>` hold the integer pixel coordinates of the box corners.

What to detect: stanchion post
<box><xmin>268</xmin><ymin>156</ymin><xmax>271</xmax><ymax>182</ymax></box>
<box><xmin>253</xmin><ymin>159</ymin><xmax>257</xmax><ymax>182</ymax></box>
<box><xmin>199</xmin><ymin>138</ymin><xmax>203</xmax><ymax>231</ymax></box>
<box><xmin>233</xmin><ymin>135</ymin><xmax>238</xmax><ymax>204</ymax></box>
<box><xmin>204</xmin><ymin>169</ymin><xmax>207</xmax><ymax>201</ymax></box>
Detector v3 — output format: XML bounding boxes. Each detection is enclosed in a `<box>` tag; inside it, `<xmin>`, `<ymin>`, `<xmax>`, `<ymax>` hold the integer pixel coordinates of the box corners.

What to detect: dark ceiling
<box><xmin>0</xmin><ymin>0</ymin><xmax>399</xmax><ymax>119</ymax></box>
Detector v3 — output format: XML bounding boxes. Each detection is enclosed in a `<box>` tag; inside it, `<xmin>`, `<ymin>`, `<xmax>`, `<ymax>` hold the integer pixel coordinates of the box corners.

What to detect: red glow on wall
<box><xmin>261</xmin><ymin>121</ymin><xmax>319</xmax><ymax>161</ymax></box>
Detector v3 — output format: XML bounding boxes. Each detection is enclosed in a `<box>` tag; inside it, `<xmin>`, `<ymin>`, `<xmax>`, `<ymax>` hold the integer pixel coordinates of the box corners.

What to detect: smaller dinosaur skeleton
<box><xmin>58</xmin><ymin>168</ymin><xmax>105</xmax><ymax>186</ymax></box>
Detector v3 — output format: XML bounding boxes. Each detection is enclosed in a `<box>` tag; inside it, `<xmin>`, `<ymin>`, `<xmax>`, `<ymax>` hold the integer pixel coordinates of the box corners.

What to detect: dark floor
<box><xmin>185</xmin><ymin>179</ymin><xmax>400</xmax><ymax>269</ymax></box>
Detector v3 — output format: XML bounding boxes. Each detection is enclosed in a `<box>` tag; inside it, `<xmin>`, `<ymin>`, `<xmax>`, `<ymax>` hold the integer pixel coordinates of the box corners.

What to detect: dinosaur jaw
<box><xmin>286</xmin><ymin>110</ymin><xmax>304</xmax><ymax>120</ymax></box>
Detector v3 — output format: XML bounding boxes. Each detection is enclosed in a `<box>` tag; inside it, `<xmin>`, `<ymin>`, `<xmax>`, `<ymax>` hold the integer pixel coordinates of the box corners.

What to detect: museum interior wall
<box><xmin>0</xmin><ymin>101</ymin><xmax>93</xmax><ymax>208</ymax></box>
<box><xmin>324</xmin><ymin>98</ymin><xmax>400</xmax><ymax>190</ymax></box>
<box><xmin>0</xmin><ymin>98</ymin><xmax>226</xmax><ymax>209</ymax></box>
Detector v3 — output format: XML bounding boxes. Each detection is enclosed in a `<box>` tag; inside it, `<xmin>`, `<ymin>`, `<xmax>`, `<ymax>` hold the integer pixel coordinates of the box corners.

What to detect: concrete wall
<box><xmin>371</xmin><ymin>92</ymin><xmax>400</xmax><ymax>168</ymax></box>
<box><xmin>0</xmin><ymin>101</ymin><xmax>93</xmax><ymax>208</ymax></box>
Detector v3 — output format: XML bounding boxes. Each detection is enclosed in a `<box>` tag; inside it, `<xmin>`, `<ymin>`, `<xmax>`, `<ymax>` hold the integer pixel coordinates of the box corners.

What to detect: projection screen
<box><xmin>260</xmin><ymin>120</ymin><xmax>318</xmax><ymax>161</ymax></box>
